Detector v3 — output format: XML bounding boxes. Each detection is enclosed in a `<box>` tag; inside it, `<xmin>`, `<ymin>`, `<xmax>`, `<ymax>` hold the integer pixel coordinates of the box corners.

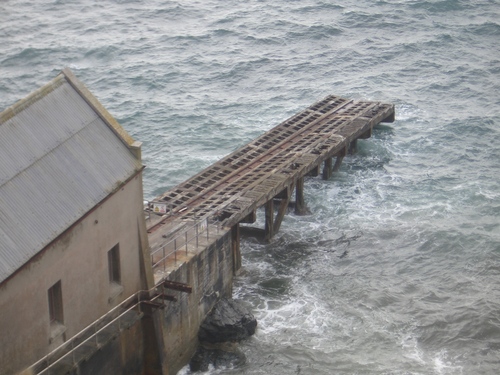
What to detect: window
<box><xmin>108</xmin><ymin>244</ymin><xmax>123</xmax><ymax>303</ymax></box>
<box><xmin>48</xmin><ymin>280</ymin><xmax>63</xmax><ymax>325</ymax></box>
<box><xmin>108</xmin><ymin>244</ymin><xmax>121</xmax><ymax>285</ymax></box>
<box><xmin>48</xmin><ymin>280</ymin><xmax>66</xmax><ymax>344</ymax></box>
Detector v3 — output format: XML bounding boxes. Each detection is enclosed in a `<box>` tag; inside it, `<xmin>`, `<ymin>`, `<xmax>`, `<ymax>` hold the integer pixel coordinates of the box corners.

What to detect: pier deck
<box><xmin>147</xmin><ymin>94</ymin><xmax>394</xmax><ymax>279</ymax></box>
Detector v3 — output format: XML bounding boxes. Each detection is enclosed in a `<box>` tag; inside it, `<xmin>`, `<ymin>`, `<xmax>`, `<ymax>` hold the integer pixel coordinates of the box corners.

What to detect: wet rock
<box><xmin>189</xmin><ymin>298</ymin><xmax>256</xmax><ymax>372</ymax></box>
<box><xmin>198</xmin><ymin>298</ymin><xmax>257</xmax><ymax>344</ymax></box>
<box><xmin>189</xmin><ymin>342</ymin><xmax>246</xmax><ymax>372</ymax></box>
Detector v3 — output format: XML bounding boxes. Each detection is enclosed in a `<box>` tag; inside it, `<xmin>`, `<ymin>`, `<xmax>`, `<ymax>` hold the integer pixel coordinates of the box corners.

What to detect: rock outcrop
<box><xmin>198</xmin><ymin>298</ymin><xmax>257</xmax><ymax>343</ymax></box>
<box><xmin>189</xmin><ymin>298</ymin><xmax>257</xmax><ymax>372</ymax></box>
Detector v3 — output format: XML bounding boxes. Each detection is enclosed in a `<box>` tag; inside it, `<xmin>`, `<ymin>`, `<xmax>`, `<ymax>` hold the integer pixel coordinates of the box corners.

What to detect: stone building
<box><xmin>0</xmin><ymin>68</ymin><xmax>154</xmax><ymax>375</ymax></box>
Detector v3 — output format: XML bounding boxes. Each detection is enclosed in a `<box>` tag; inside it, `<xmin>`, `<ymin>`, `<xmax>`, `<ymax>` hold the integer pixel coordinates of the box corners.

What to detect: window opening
<box><xmin>48</xmin><ymin>280</ymin><xmax>63</xmax><ymax>324</ymax></box>
<box><xmin>108</xmin><ymin>244</ymin><xmax>121</xmax><ymax>284</ymax></box>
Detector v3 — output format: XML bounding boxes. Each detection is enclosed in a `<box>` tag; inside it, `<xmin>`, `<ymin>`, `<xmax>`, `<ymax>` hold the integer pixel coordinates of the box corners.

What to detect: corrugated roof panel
<box><xmin>0</xmin><ymin>72</ymin><xmax>142</xmax><ymax>283</ymax></box>
<box><xmin>0</xmin><ymin>82</ymin><xmax>98</xmax><ymax>186</ymax></box>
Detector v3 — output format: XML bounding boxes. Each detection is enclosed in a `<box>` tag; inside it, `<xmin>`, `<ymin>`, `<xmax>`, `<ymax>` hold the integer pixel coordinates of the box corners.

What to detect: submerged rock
<box><xmin>198</xmin><ymin>298</ymin><xmax>257</xmax><ymax>343</ymax></box>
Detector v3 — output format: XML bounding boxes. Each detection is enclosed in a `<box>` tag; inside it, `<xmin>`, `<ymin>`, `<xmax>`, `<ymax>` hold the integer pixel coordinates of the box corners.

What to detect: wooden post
<box><xmin>231</xmin><ymin>224</ymin><xmax>241</xmax><ymax>273</ymax></box>
<box><xmin>333</xmin><ymin>154</ymin><xmax>344</xmax><ymax>172</ymax></box>
<box><xmin>264</xmin><ymin>200</ymin><xmax>274</xmax><ymax>241</ymax></box>
<box><xmin>273</xmin><ymin>187</ymin><xmax>290</xmax><ymax>234</ymax></box>
<box><xmin>322</xmin><ymin>157</ymin><xmax>333</xmax><ymax>180</ymax></box>
<box><xmin>295</xmin><ymin>177</ymin><xmax>308</xmax><ymax>215</ymax></box>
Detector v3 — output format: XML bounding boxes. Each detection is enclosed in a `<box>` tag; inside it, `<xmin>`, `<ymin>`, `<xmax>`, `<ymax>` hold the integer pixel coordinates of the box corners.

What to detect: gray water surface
<box><xmin>1</xmin><ymin>1</ymin><xmax>499</xmax><ymax>374</ymax></box>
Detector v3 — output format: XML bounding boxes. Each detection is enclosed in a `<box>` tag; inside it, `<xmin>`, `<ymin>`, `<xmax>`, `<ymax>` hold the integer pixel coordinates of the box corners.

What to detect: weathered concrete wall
<box><xmin>161</xmin><ymin>233</ymin><xmax>234</xmax><ymax>375</ymax></box>
<box><xmin>76</xmin><ymin>230</ymin><xmax>235</xmax><ymax>375</ymax></box>
<box><xmin>0</xmin><ymin>174</ymin><xmax>150</xmax><ymax>375</ymax></box>
<box><xmin>28</xmin><ymin>308</ymin><xmax>165</xmax><ymax>375</ymax></box>
<box><xmin>78</xmin><ymin>318</ymin><xmax>145</xmax><ymax>375</ymax></box>
<box><xmin>3</xmin><ymin>183</ymin><xmax>234</xmax><ymax>375</ymax></box>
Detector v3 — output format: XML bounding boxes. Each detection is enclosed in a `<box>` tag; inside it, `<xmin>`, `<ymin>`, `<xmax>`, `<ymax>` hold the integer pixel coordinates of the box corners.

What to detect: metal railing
<box><xmin>27</xmin><ymin>214</ymin><xmax>224</xmax><ymax>374</ymax></box>
<box><xmin>29</xmin><ymin>215</ymin><xmax>223</xmax><ymax>374</ymax></box>
<box><xmin>150</xmin><ymin>215</ymin><xmax>221</xmax><ymax>274</ymax></box>
<box><xmin>30</xmin><ymin>290</ymin><xmax>157</xmax><ymax>375</ymax></box>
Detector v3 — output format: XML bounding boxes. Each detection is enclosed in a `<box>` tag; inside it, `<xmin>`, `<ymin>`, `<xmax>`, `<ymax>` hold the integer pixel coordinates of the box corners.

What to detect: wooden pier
<box><xmin>147</xmin><ymin>94</ymin><xmax>394</xmax><ymax>279</ymax></box>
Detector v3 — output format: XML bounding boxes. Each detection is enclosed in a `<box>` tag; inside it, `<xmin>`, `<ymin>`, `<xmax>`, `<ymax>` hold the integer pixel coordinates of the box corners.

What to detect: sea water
<box><xmin>1</xmin><ymin>1</ymin><xmax>499</xmax><ymax>374</ymax></box>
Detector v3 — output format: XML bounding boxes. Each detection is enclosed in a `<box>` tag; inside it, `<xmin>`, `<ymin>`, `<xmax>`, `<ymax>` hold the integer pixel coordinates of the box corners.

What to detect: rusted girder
<box><xmin>163</xmin><ymin>280</ymin><xmax>192</xmax><ymax>294</ymax></box>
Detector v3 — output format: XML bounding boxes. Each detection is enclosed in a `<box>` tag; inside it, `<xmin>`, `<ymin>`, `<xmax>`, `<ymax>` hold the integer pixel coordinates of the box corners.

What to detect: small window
<box><xmin>108</xmin><ymin>244</ymin><xmax>121</xmax><ymax>284</ymax></box>
<box><xmin>48</xmin><ymin>280</ymin><xmax>64</xmax><ymax>325</ymax></box>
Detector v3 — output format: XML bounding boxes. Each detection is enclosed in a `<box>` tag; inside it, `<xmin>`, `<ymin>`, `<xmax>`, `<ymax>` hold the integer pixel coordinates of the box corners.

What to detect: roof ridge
<box><xmin>0</xmin><ymin>74</ymin><xmax>66</xmax><ymax>125</ymax></box>
<box><xmin>61</xmin><ymin>68</ymin><xmax>143</xmax><ymax>160</ymax></box>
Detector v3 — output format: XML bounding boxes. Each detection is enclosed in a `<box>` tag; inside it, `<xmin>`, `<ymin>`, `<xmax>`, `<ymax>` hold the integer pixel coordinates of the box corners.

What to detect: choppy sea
<box><xmin>1</xmin><ymin>1</ymin><xmax>499</xmax><ymax>374</ymax></box>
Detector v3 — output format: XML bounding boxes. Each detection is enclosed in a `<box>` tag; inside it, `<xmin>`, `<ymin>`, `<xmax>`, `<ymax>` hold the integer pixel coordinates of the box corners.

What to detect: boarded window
<box><xmin>108</xmin><ymin>244</ymin><xmax>121</xmax><ymax>284</ymax></box>
<box><xmin>48</xmin><ymin>280</ymin><xmax>63</xmax><ymax>324</ymax></box>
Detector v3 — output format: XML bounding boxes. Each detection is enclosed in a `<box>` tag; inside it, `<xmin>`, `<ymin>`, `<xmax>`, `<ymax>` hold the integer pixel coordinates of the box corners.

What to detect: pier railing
<box><xmin>150</xmin><ymin>215</ymin><xmax>220</xmax><ymax>275</ymax></box>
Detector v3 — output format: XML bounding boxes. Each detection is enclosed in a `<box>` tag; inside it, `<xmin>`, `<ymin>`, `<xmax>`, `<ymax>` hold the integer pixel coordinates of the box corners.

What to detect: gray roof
<box><xmin>0</xmin><ymin>68</ymin><xmax>143</xmax><ymax>283</ymax></box>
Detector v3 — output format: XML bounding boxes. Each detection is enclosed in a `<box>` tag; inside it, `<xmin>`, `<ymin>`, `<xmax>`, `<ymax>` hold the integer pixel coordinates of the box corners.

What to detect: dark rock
<box><xmin>189</xmin><ymin>342</ymin><xmax>246</xmax><ymax>372</ymax></box>
<box><xmin>198</xmin><ymin>298</ymin><xmax>257</xmax><ymax>344</ymax></box>
<box><xmin>190</xmin><ymin>298</ymin><xmax>256</xmax><ymax>372</ymax></box>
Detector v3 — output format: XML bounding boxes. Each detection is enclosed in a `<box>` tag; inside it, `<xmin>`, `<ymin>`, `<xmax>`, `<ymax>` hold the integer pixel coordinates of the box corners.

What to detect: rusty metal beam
<box><xmin>163</xmin><ymin>280</ymin><xmax>192</xmax><ymax>294</ymax></box>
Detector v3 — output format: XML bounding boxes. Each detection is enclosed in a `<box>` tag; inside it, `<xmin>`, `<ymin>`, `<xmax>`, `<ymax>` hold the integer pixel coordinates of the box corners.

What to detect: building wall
<box><xmin>78</xmin><ymin>318</ymin><xmax>145</xmax><ymax>375</ymax></box>
<box><xmin>160</xmin><ymin>233</ymin><xmax>234</xmax><ymax>375</ymax></box>
<box><xmin>0</xmin><ymin>173</ymin><xmax>149</xmax><ymax>375</ymax></box>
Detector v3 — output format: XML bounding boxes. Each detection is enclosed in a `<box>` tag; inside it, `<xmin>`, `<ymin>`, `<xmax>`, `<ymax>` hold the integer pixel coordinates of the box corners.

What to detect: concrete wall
<box><xmin>0</xmin><ymin>173</ymin><xmax>150</xmax><ymax>375</ymax></box>
<box><xmin>78</xmin><ymin>318</ymin><xmax>145</xmax><ymax>375</ymax></box>
<box><xmin>161</xmin><ymin>233</ymin><xmax>234</xmax><ymax>375</ymax></box>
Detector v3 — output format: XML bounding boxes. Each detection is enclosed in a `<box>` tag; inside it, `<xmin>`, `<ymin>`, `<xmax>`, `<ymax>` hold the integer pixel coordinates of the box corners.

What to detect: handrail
<box><xmin>150</xmin><ymin>215</ymin><xmax>220</xmax><ymax>275</ymax></box>
<box><xmin>28</xmin><ymin>216</ymin><xmax>222</xmax><ymax>374</ymax></box>
<box><xmin>29</xmin><ymin>289</ymin><xmax>155</xmax><ymax>375</ymax></box>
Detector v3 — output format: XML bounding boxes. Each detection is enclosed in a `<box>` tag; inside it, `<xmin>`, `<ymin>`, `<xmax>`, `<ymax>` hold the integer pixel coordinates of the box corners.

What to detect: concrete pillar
<box><xmin>295</xmin><ymin>177</ymin><xmax>308</xmax><ymax>216</ymax></box>
<box><xmin>322</xmin><ymin>158</ymin><xmax>333</xmax><ymax>180</ymax></box>
<box><xmin>264</xmin><ymin>200</ymin><xmax>274</xmax><ymax>241</ymax></box>
<box><xmin>231</xmin><ymin>224</ymin><xmax>241</xmax><ymax>274</ymax></box>
<box><xmin>333</xmin><ymin>154</ymin><xmax>344</xmax><ymax>172</ymax></box>
<box><xmin>349</xmin><ymin>139</ymin><xmax>358</xmax><ymax>154</ymax></box>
